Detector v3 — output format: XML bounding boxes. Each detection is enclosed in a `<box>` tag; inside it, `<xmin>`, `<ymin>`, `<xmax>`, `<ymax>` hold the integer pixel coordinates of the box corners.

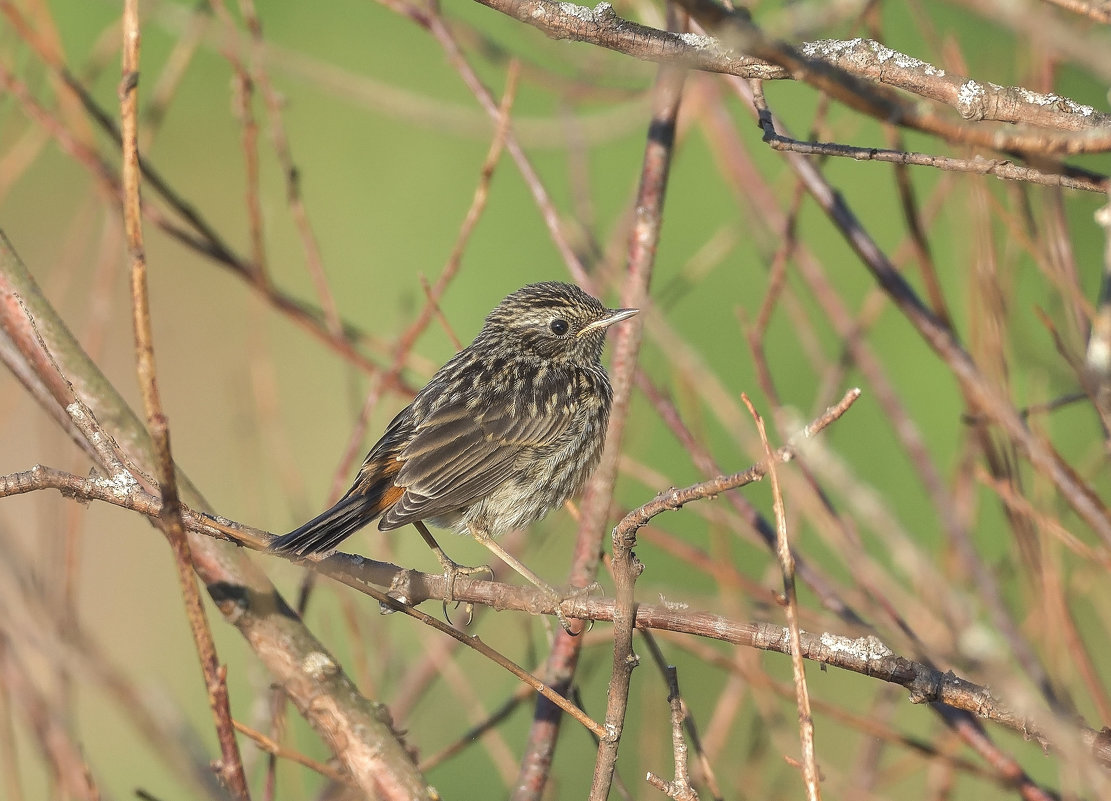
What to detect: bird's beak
<box><xmin>577</xmin><ymin>307</ymin><xmax>639</xmax><ymax>337</ymax></box>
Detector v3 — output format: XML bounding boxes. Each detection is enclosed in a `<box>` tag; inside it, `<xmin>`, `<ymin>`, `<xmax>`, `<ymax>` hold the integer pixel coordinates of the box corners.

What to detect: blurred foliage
<box><xmin>2</xmin><ymin>0</ymin><xmax>1111</xmax><ymax>798</ymax></box>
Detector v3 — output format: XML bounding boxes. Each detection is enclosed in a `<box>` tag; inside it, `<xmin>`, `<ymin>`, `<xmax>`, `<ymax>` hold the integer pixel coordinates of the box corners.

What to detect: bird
<box><xmin>269</xmin><ymin>281</ymin><xmax>638</xmax><ymax>623</ymax></box>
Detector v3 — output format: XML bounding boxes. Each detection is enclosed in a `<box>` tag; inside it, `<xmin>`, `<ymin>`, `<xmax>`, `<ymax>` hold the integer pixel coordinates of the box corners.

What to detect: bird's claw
<box><xmin>573</xmin><ymin>580</ymin><xmax>604</xmax><ymax>599</ymax></box>
<box><xmin>555</xmin><ymin>606</ymin><xmax>578</xmax><ymax>636</ymax></box>
<box><xmin>555</xmin><ymin>582</ymin><xmax>604</xmax><ymax>634</ymax></box>
<box><xmin>435</xmin><ymin>556</ymin><xmax>492</xmax><ymax>629</ymax></box>
<box><xmin>544</xmin><ymin>585</ymin><xmax>599</xmax><ymax>636</ymax></box>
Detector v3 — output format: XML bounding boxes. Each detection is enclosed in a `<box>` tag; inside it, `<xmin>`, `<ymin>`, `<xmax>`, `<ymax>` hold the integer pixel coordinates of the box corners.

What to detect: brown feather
<box><xmin>269</xmin><ymin>281</ymin><xmax>635</xmax><ymax>556</ymax></box>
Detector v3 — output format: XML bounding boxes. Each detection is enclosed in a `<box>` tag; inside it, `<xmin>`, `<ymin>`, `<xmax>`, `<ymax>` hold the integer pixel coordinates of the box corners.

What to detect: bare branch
<box><xmin>589</xmin><ymin>36</ymin><xmax>686</xmax><ymax>801</ymax></box>
<box><xmin>645</xmin><ymin>667</ymin><xmax>698</xmax><ymax>801</ymax></box>
<box><xmin>0</xmin><ymin>229</ymin><xmax>433</xmax><ymax>800</ymax></box>
<box><xmin>743</xmin><ymin>394</ymin><xmax>820</xmax><ymax>801</ymax></box>
<box><xmin>760</xmin><ymin>128</ymin><xmax>1107</xmax><ymax>193</ymax></box>
<box><xmin>474</xmin><ymin>0</ymin><xmax>1111</xmax><ymax>155</ymax></box>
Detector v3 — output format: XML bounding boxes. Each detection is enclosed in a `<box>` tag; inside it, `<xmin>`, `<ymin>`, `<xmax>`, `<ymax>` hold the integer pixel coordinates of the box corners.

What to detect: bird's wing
<box><xmin>268</xmin><ymin>408</ymin><xmax>414</xmax><ymax>556</ymax></box>
<box><xmin>378</xmin><ymin>387</ymin><xmax>575</xmax><ymax>530</ymax></box>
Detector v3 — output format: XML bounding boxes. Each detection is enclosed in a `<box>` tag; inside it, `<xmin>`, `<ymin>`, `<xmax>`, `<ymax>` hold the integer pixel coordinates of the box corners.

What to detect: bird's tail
<box><xmin>269</xmin><ymin>483</ymin><xmax>396</xmax><ymax>557</ymax></box>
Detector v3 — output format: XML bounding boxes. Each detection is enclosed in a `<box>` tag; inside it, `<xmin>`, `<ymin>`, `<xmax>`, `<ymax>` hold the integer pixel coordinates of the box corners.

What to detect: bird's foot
<box><xmin>465</xmin><ymin>529</ymin><xmax>585</xmax><ymax>634</ymax></box>
<box><xmin>543</xmin><ymin>582</ymin><xmax>603</xmax><ymax>636</ymax></box>
<box><xmin>556</xmin><ymin>581</ymin><xmax>604</xmax><ymax>635</ymax></box>
<box><xmin>435</xmin><ymin>554</ymin><xmax>493</xmax><ymax>629</ymax></box>
<box><xmin>552</xmin><ymin>599</ymin><xmax>577</xmax><ymax>637</ymax></box>
<box><xmin>570</xmin><ymin>581</ymin><xmax>605</xmax><ymax>599</ymax></box>
<box><xmin>523</xmin><ymin>582</ymin><xmax>591</xmax><ymax>636</ymax></box>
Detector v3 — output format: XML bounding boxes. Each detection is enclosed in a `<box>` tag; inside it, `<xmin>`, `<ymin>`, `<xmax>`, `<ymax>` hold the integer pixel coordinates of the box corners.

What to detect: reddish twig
<box><xmin>118</xmin><ymin>7</ymin><xmax>250</xmax><ymax>798</ymax></box>
<box><xmin>0</xmin><ymin>2</ymin><xmax>416</xmax><ymax>392</ymax></box>
<box><xmin>404</xmin><ymin>4</ymin><xmax>591</xmax><ymax>288</ymax></box>
<box><xmin>760</xmin><ymin>127</ymin><xmax>1107</xmax><ymax>193</ymax></box>
<box><xmin>645</xmin><ymin>666</ymin><xmax>698</xmax><ymax>801</ymax></box>
<box><xmin>237</xmin><ymin>0</ymin><xmax>343</xmax><ymax>337</ymax></box>
<box><xmin>0</xmin><ymin>636</ymin><xmax>99</xmax><ymax>801</ymax></box>
<box><xmin>231</xmin><ymin>720</ymin><xmax>353</xmax><ymax>787</ymax></box>
<box><xmin>743</xmin><ymin>393</ymin><xmax>820</xmax><ymax>801</ymax></box>
<box><xmin>587</xmin><ymin>32</ymin><xmax>687</xmax><ymax>801</ymax></box>
<box><xmin>0</xmin><ymin>226</ymin><xmax>431</xmax><ymax>800</ymax></box>
<box><xmin>7</xmin><ymin>439</ymin><xmax>1109</xmax><ymax>773</ymax></box>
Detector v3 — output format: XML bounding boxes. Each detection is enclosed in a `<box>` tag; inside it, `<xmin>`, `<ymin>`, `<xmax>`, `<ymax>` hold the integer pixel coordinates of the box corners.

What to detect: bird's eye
<box><xmin>549</xmin><ymin>318</ymin><xmax>570</xmax><ymax>336</ymax></box>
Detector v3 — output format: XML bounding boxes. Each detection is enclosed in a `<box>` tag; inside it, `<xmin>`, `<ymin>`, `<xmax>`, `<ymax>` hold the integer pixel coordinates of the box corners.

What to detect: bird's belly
<box><xmin>423</xmin><ymin>487</ymin><xmax>545</xmax><ymax>538</ymax></box>
<box><xmin>448</xmin><ymin>434</ymin><xmax>604</xmax><ymax>538</ymax></box>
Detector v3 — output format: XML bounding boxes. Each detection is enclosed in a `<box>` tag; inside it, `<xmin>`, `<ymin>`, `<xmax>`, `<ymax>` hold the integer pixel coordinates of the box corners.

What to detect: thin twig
<box><xmin>118</xmin><ymin>7</ymin><xmax>250</xmax><ymax>797</ymax></box>
<box><xmin>399</xmin><ymin>2</ymin><xmax>592</xmax><ymax>287</ymax></box>
<box><xmin>743</xmin><ymin>394</ymin><xmax>820</xmax><ymax>801</ymax></box>
<box><xmin>640</xmin><ymin>632</ymin><xmax>723</xmax><ymax>800</ymax></box>
<box><xmin>0</xmin><ymin>636</ymin><xmax>99</xmax><ymax>801</ymax></box>
<box><xmin>237</xmin><ymin>0</ymin><xmax>343</xmax><ymax>338</ymax></box>
<box><xmin>418</xmin><ymin>683</ymin><xmax>534</xmax><ymax>771</ymax></box>
<box><xmin>588</xmin><ymin>34</ymin><xmax>687</xmax><ymax>801</ymax></box>
<box><xmin>231</xmin><ymin>720</ymin><xmax>352</xmax><ymax>786</ymax></box>
<box><xmin>645</xmin><ymin>666</ymin><xmax>698</xmax><ymax>801</ymax></box>
<box><xmin>216</xmin><ymin>2</ymin><xmax>269</xmax><ymax>284</ymax></box>
<box><xmin>0</xmin><ymin>2</ymin><xmax>417</xmax><ymax>391</ymax></box>
<box><xmin>745</xmin><ymin>76</ymin><xmax>1111</xmax><ymax>550</ymax></box>
<box><xmin>619</xmin><ymin>389</ymin><xmax>861</xmax><ymax>532</ymax></box>
<box><xmin>761</xmin><ymin>128</ymin><xmax>1107</xmax><ymax>193</ymax></box>
<box><xmin>362</xmin><ymin>581</ymin><xmax>607</xmax><ymax>739</ymax></box>
<box><xmin>6</xmin><ymin>460</ymin><xmax>1110</xmax><ymax>768</ymax></box>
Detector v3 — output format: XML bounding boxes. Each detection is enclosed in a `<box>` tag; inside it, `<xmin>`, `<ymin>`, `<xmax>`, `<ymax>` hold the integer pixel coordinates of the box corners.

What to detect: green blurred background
<box><xmin>2</xmin><ymin>0</ymin><xmax>1110</xmax><ymax>798</ymax></box>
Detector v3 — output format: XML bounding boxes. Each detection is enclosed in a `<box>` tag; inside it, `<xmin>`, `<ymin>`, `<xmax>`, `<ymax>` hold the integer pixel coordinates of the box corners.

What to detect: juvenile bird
<box><xmin>270</xmin><ymin>282</ymin><xmax>637</xmax><ymax>620</ymax></box>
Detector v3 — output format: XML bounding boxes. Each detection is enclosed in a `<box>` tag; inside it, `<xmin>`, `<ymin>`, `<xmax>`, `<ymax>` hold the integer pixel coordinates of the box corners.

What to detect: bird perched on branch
<box><xmin>269</xmin><ymin>281</ymin><xmax>637</xmax><ymax>626</ymax></box>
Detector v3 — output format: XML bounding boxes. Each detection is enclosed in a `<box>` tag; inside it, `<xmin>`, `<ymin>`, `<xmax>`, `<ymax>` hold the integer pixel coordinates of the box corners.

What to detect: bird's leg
<box><xmin>413</xmin><ymin>521</ymin><xmax>491</xmax><ymax>626</ymax></box>
<box><xmin>469</xmin><ymin>528</ymin><xmax>578</xmax><ymax>635</ymax></box>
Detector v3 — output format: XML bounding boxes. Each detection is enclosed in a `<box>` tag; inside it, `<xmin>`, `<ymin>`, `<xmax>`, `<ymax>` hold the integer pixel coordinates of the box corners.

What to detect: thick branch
<box><xmin>474</xmin><ymin>0</ymin><xmax>1111</xmax><ymax>155</ymax></box>
<box><xmin>0</xmin><ymin>229</ymin><xmax>432</xmax><ymax>800</ymax></box>
<box><xmin>3</xmin><ymin>373</ymin><xmax>1104</xmax><ymax>773</ymax></box>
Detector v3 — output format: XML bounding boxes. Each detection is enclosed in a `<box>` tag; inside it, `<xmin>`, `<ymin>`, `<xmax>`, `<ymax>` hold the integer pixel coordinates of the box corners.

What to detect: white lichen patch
<box><xmin>801</xmin><ymin>38</ymin><xmax>863</xmax><ymax>59</ymax></box>
<box><xmin>66</xmin><ymin>401</ymin><xmax>90</xmax><ymax>428</ymax></box>
<box><xmin>868</xmin><ymin>41</ymin><xmax>897</xmax><ymax>63</ymax></box>
<box><xmin>820</xmin><ymin>632</ymin><xmax>894</xmax><ymax>661</ymax></box>
<box><xmin>301</xmin><ymin>651</ymin><xmax>338</xmax><ymax>680</ymax></box>
<box><xmin>677</xmin><ymin>31</ymin><xmax>717</xmax><ymax>49</ymax></box>
<box><xmin>819</xmin><ymin>631</ymin><xmax>853</xmax><ymax>654</ymax></box>
<box><xmin>956</xmin><ymin>79</ymin><xmax>987</xmax><ymax>119</ymax></box>
<box><xmin>1086</xmin><ymin>336</ymin><xmax>1111</xmax><ymax>374</ymax></box>
<box><xmin>657</xmin><ymin>594</ymin><xmax>689</xmax><ymax>611</ymax></box>
<box><xmin>801</xmin><ymin>38</ymin><xmax>946</xmax><ymax>77</ymax></box>
<box><xmin>552</xmin><ymin>2</ymin><xmax>593</xmax><ymax>21</ymax></box>
<box><xmin>99</xmin><ymin>469</ymin><xmax>140</xmax><ymax>500</ymax></box>
<box><xmin>1016</xmin><ymin>87</ymin><xmax>1095</xmax><ymax>116</ymax></box>
<box><xmin>958</xmin><ymin>80</ymin><xmax>984</xmax><ymax>104</ymax></box>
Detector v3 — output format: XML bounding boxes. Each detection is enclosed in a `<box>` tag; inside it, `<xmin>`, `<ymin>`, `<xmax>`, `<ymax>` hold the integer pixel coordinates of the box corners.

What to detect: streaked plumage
<box><xmin>269</xmin><ymin>281</ymin><xmax>637</xmax><ymax>559</ymax></box>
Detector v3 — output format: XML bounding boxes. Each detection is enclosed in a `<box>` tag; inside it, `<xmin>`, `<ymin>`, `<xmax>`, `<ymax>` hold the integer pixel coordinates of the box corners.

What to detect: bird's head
<box><xmin>478</xmin><ymin>282</ymin><xmax>638</xmax><ymax>364</ymax></box>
